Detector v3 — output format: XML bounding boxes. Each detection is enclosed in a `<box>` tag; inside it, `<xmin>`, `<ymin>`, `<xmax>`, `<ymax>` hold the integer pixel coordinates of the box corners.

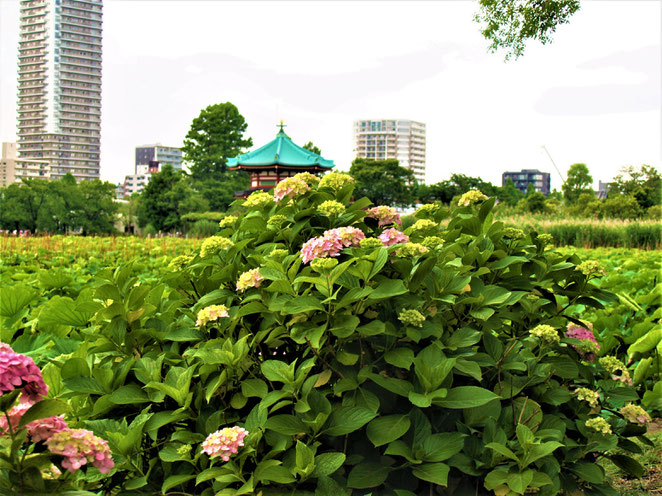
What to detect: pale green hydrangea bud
<box><xmin>421</xmin><ymin>236</ymin><xmax>443</xmax><ymax>249</ymax></box>
<box><xmin>577</xmin><ymin>260</ymin><xmax>605</xmax><ymax>277</ymax></box>
<box><xmin>458</xmin><ymin>189</ymin><xmax>488</xmax><ymax>207</ymax></box>
<box><xmin>201</xmin><ymin>236</ymin><xmax>234</xmax><ymax>257</ymax></box>
<box><xmin>168</xmin><ymin>254</ymin><xmax>193</xmax><ymax>270</ymax></box>
<box><xmin>319</xmin><ymin>172</ymin><xmax>354</xmax><ymax>191</ymax></box>
<box><xmin>177</xmin><ymin>444</ymin><xmax>192</xmax><ymax>455</ymax></box>
<box><xmin>411</xmin><ymin>219</ymin><xmax>437</xmax><ymax>232</ymax></box>
<box><xmin>599</xmin><ymin>356</ymin><xmax>633</xmax><ymax>385</ymax></box>
<box><xmin>360</xmin><ymin>238</ymin><xmax>384</xmax><ymax>249</ymax></box>
<box><xmin>537</xmin><ymin>233</ymin><xmax>554</xmax><ymax>246</ymax></box>
<box><xmin>267</xmin><ymin>215</ymin><xmax>288</xmax><ymax>227</ymax></box>
<box><xmin>575</xmin><ymin>388</ymin><xmax>600</xmax><ymax>408</ymax></box>
<box><xmin>529</xmin><ymin>324</ymin><xmax>560</xmax><ymax>345</ymax></box>
<box><xmin>219</xmin><ymin>216</ymin><xmax>238</xmax><ymax>228</ymax></box>
<box><xmin>317</xmin><ymin>200</ymin><xmax>346</xmax><ymax>216</ymax></box>
<box><xmin>620</xmin><ymin>404</ymin><xmax>651</xmax><ymax>424</ymax></box>
<box><xmin>268</xmin><ymin>249</ymin><xmax>288</xmax><ymax>262</ymax></box>
<box><xmin>503</xmin><ymin>227</ymin><xmax>525</xmax><ymax>240</ymax></box>
<box><xmin>585</xmin><ymin>417</ymin><xmax>612</xmax><ymax>435</ymax></box>
<box><xmin>310</xmin><ymin>258</ymin><xmax>339</xmax><ymax>273</ymax></box>
<box><xmin>243</xmin><ymin>191</ymin><xmax>273</xmax><ymax>207</ymax></box>
<box><xmin>293</xmin><ymin>172</ymin><xmax>320</xmax><ymax>185</ymax></box>
<box><xmin>398</xmin><ymin>309</ymin><xmax>425</xmax><ymax>327</ymax></box>
<box><xmin>415</xmin><ymin>203</ymin><xmax>438</xmax><ymax>218</ymax></box>
<box><xmin>395</xmin><ymin>243</ymin><xmax>429</xmax><ymax>258</ymax></box>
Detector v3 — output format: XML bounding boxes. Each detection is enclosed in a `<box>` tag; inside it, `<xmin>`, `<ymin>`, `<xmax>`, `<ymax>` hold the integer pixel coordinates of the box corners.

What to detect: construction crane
<box><xmin>541</xmin><ymin>145</ymin><xmax>565</xmax><ymax>185</ymax></box>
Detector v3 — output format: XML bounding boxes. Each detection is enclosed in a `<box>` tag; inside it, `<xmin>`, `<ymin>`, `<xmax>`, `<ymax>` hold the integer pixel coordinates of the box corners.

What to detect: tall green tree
<box><xmin>349</xmin><ymin>158</ymin><xmax>417</xmax><ymax>207</ymax></box>
<box><xmin>474</xmin><ymin>0</ymin><xmax>581</xmax><ymax>60</ymax></box>
<box><xmin>562</xmin><ymin>163</ymin><xmax>593</xmax><ymax>203</ymax></box>
<box><xmin>609</xmin><ymin>164</ymin><xmax>661</xmax><ymax>209</ymax></box>
<box><xmin>182</xmin><ymin>102</ymin><xmax>253</xmax><ymax>181</ymax></box>
<box><xmin>497</xmin><ymin>178</ymin><xmax>524</xmax><ymax>206</ymax></box>
<box><xmin>302</xmin><ymin>142</ymin><xmax>322</xmax><ymax>155</ymax></box>
<box><xmin>137</xmin><ymin>165</ymin><xmax>208</xmax><ymax>232</ymax></box>
<box><xmin>418</xmin><ymin>174</ymin><xmax>498</xmax><ymax>204</ymax></box>
<box><xmin>193</xmin><ymin>172</ymin><xmax>250</xmax><ymax>212</ymax></box>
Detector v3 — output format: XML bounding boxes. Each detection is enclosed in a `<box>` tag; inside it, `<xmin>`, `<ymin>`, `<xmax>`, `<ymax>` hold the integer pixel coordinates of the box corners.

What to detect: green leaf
<box><xmin>490</xmin><ymin>256</ymin><xmax>528</xmax><ymax>270</ymax></box>
<box><xmin>162</xmin><ymin>474</ymin><xmax>196</xmax><ymax>493</ymax></box>
<box><xmin>265</xmin><ymin>415</ymin><xmax>307</xmax><ymax>435</ymax></box>
<box><xmin>261</xmin><ymin>360</ymin><xmax>293</xmax><ymax>383</ymax></box>
<box><xmin>384</xmin><ymin>348</ymin><xmax>415</xmax><ymax>369</ymax></box>
<box><xmin>281</xmin><ymin>296</ymin><xmax>324</xmax><ymax>314</ymax></box>
<box><xmin>313</xmin><ymin>452</ymin><xmax>346</xmax><ymax>477</ymax></box>
<box><xmin>324</xmin><ymin>406</ymin><xmax>377</xmax><ymax>436</ymax></box>
<box><xmin>507</xmin><ymin>470</ymin><xmax>534</xmax><ymax>494</ymax></box>
<box><xmin>412</xmin><ymin>462</ymin><xmax>450</xmax><ymax>486</ymax></box>
<box><xmin>480</xmin><ymin>286</ymin><xmax>512</xmax><ymax>306</ymax></box>
<box><xmin>347</xmin><ymin>462</ymin><xmax>389</xmax><ymax>489</ymax></box>
<box><xmin>39</xmin><ymin>296</ymin><xmax>96</xmax><ymax>327</ymax></box>
<box><xmin>0</xmin><ymin>285</ymin><xmax>37</xmax><ymax>317</ymax></box>
<box><xmin>18</xmin><ymin>399</ymin><xmax>70</xmax><ymax>428</ymax></box>
<box><xmin>486</xmin><ymin>442</ymin><xmax>519</xmax><ymax>462</ymax></box>
<box><xmin>368</xmin><ymin>279</ymin><xmax>408</xmax><ymax>300</ymax></box>
<box><xmin>608</xmin><ymin>454</ymin><xmax>645</xmax><ymax>478</ymax></box>
<box><xmin>366</xmin><ymin>414</ymin><xmax>411</xmax><ymax>447</ymax></box>
<box><xmin>255</xmin><ymin>461</ymin><xmax>296</xmax><ymax>484</ymax></box>
<box><xmin>108</xmin><ymin>384</ymin><xmax>150</xmax><ymax>404</ymax></box>
<box><xmin>435</xmin><ymin>386</ymin><xmax>499</xmax><ymax>409</ymax></box>
<box><xmin>570</xmin><ymin>461</ymin><xmax>604</xmax><ymax>484</ymax></box>
<box><xmin>241</xmin><ymin>378</ymin><xmax>268</xmax><ymax>398</ymax></box>
<box><xmin>628</xmin><ymin>327</ymin><xmax>662</xmax><ymax>356</ymax></box>
<box><xmin>422</xmin><ymin>433</ymin><xmax>465</xmax><ymax>461</ymax></box>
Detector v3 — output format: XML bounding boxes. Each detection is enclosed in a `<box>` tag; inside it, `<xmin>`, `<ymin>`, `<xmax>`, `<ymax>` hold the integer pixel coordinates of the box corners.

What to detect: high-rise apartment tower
<box><xmin>16</xmin><ymin>0</ymin><xmax>103</xmax><ymax>181</ymax></box>
<box><xmin>353</xmin><ymin>119</ymin><xmax>426</xmax><ymax>183</ymax></box>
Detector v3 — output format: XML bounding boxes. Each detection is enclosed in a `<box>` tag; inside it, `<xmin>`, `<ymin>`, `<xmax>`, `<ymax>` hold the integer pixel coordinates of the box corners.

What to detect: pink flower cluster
<box><xmin>273</xmin><ymin>177</ymin><xmax>310</xmax><ymax>202</ymax></box>
<box><xmin>236</xmin><ymin>268</ymin><xmax>265</xmax><ymax>292</ymax></box>
<box><xmin>0</xmin><ymin>343</ymin><xmax>48</xmax><ymax>404</ymax></box>
<box><xmin>300</xmin><ymin>227</ymin><xmax>366</xmax><ymax>264</ymax></box>
<box><xmin>366</xmin><ymin>206</ymin><xmax>401</xmax><ymax>226</ymax></box>
<box><xmin>378</xmin><ymin>228</ymin><xmax>409</xmax><ymax>247</ymax></box>
<box><xmin>0</xmin><ymin>402</ymin><xmax>68</xmax><ymax>442</ymax></box>
<box><xmin>46</xmin><ymin>428</ymin><xmax>114</xmax><ymax>474</ymax></box>
<box><xmin>202</xmin><ymin>426</ymin><xmax>248</xmax><ymax>462</ymax></box>
<box><xmin>566</xmin><ymin>323</ymin><xmax>600</xmax><ymax>361</ymax></box>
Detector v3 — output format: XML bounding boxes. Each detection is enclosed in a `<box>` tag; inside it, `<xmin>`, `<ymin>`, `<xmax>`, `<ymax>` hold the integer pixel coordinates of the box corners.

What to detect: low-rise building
<box><xmin>1</xmin><ymin>142</ymin><xmax>50</xmax><ymax>186</ymax></box>
<box><xmin>122</xmin><ymin>162</ymin><xmax>159</xmax><ymax>197</ymax></box>
<box><xmin>502</xmin><ymin>169</ymin><xmax>550</xmax><ymax>195</ymax></box>
<box><xmin>135</xmin><ymin>144</ymin><xmax>182</xmax><ymax>170</ymax></box>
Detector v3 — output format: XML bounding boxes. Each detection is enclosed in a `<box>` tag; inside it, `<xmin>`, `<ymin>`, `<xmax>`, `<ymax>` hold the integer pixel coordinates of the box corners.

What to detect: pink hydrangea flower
<box><xmin>273</xmin><ymin>177</ymin><xmax>310</xmax><ymax>202</ymax></box>
<box><xmin>28</xmin><ymin>415</ymin><xmax>68</xmax><ymax>443</ymax></box>
<box><xmin>378</xmin><ymin>228</ymin><xmax>409</xmax><ymax>247</ymax></box>
<box><xmin>202</xmin><ymin>426</ymin><xmax>248</xmax><ymax>462</ymax></box>
<box><xmin>566</xmin><ymin>322</ymin><xmax>600</xmax><ymax>362</ymax></box>
<box><xmin>46</xmin><ymin>428</ymin><xmax>114</xmax><ymax>474</ymax></box>
<box><xmin>236</xmin><ymin>268</ymin><xmax>265</xmax><ymax>292</ymax></box>
<box><xmin>300</xmin><ymin>227</ymin><xmax>365</xmax><ymax>264</ymax></box>
<box><xmin>0</xmin><ymin>345</ymin><xmax>48</xmax><ymax>403</ymax></box>
<box><xmin>0</xmin><ymin>401</ymin><xmax>31</xmax><ymax>434</ymax></box>
<box><xmin>366</xmin><ymin>206</ymin><xmax>401</xmax><ymax>226</ymax></box>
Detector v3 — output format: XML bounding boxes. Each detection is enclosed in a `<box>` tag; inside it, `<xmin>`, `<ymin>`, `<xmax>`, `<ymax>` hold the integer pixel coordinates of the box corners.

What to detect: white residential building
<box><xmin>16</xmin><ymin>0</ymin><xmax>103</xmax><ymax>182</ymax></box>
<box><xmin>353</xmin><ymin>119</ymin><xmax>427</xmax><ymax>183</ymax></box>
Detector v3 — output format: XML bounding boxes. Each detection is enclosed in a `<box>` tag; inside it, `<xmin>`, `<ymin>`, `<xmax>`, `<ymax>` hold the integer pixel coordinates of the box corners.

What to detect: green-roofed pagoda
<box><xmin>227</xmin><ymin>122</ymin><xmax>335</xmax><ymax>197</ymax></box>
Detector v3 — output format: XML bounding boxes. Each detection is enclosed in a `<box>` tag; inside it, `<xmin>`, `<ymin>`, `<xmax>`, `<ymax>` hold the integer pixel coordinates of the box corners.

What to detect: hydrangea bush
<box><xmin>5</xmin><ymin>173</ymin><xmax>651</xmax><ymax>495</ymax></box>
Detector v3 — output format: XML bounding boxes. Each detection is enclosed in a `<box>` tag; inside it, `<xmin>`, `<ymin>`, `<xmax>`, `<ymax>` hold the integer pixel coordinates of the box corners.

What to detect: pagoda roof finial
<box><xmin>277</xmin><ymin>120</ymin><xmax>287</xmax><ymax>135</ymax></box>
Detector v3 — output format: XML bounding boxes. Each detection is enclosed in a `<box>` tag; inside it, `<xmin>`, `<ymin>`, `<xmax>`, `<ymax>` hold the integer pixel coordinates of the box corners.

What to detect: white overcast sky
<box><xmin>0</xmin><ymin>0</ymin><xmax>660</xmax><ymax>191</ymax></box>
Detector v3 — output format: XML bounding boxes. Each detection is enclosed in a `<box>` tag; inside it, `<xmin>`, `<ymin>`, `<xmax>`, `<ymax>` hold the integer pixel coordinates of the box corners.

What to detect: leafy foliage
<box><xmin>2</xmin><ymin>179</ymin><xmax>654</xmax><ymax>495</ymax></box>
<box><xmin>474</xmin><ymin>0</ymin><xmax>581</xmax><ymax>60</ymax></box>
<box><xmin>563</xmin><ymin>163</ymin><xmax>594</xmax><ymax>204</ymax></box>
<box><xmin>182</xmin><ymin>102</ymin><xmax>253</xmax><ymax>181</ymax></box>
<box><xmin>350</xmin><ymin>158</ymin><xmax>417</xmax><ymax>207</ymax></box>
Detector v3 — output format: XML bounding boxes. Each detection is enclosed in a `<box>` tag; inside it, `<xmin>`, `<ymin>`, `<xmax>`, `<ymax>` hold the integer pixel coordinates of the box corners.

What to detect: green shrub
<box><xmin>190</xmin><ymin>219</ymin><xmax>221</xmax><ymax>237</ymax></box>
<box><xmin>142</xmin><ymin>223</ymin><xmax>158</xmax><ymax>236</ymax></box>
<box><xmin>3</xmin><ymin>179</ymin><xmax>651</xmax><ymax>495</ymax></box>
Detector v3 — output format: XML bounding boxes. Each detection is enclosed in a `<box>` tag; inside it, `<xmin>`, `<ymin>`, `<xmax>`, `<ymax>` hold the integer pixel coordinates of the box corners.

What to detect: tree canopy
<box><xmin>0</xmin><ymin>175</ymin><xmax>118</xmax><ymax>234</ymax></box>
<box><xmin>418</xmin><ymin>174</ymin><xmax>499</xmax><ymax>204</ymax></box>
<box><xmin>182</xmin><ymin>102</ymin><xmax>253</xmax><ymax>181</ymax></box>
<box><xmin>302</xmin><ymin>142</ymin><xmax>322</xmax><ymax>155</ymax></box>
<box><xmin>349</xmin><ymin>158</ymin><xmax>417</xmax><ymax>207</ymax></box>
<box><xmin>474</xmin><ymin>0</ymin><xmax>581</xmax><ymax>60</ymax></box>
<box><xmin>609</xmin><ymin>164</ymin><xmax>661</xmax><ymax>209</ymax></box>
<box><xmin>562</xmin><ymin>163</ymin><xmax>593</xmax><ymax>203</ymax></box>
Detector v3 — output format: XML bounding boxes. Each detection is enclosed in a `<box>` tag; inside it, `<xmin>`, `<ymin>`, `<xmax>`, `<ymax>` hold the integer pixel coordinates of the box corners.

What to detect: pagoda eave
<box><xmin>229</xmin><ymin>164</ymin><xmax>331</xmax><ymax>172</ymax></box>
